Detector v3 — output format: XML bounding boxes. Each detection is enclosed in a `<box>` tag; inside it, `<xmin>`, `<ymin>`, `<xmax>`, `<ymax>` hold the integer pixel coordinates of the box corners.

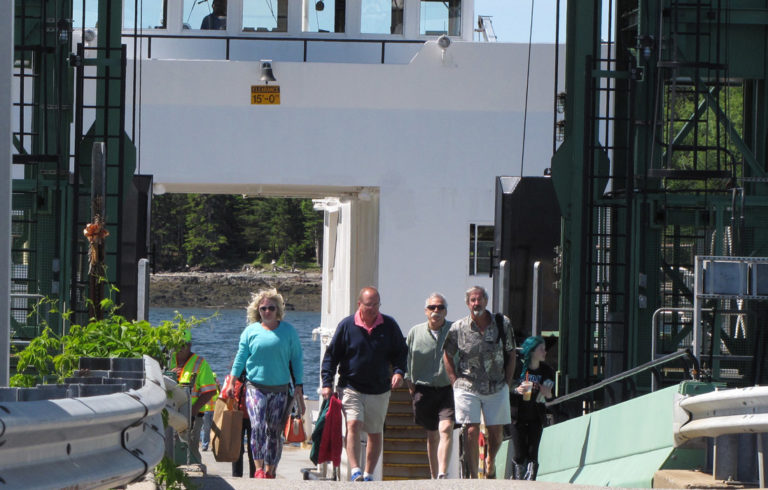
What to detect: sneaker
<box><xmin>363</xmin><ymin>476</ymin><xmax>374</xmax><ymax>482</ymax></box>
<box><xmin>437</xmin><ymin>474</ymin><xmax>446</xmax><ymax>479</ymax></box>
<box><xmin>254</xmin><ymin>469</ymin><xmax>267</xmax><ymax>479</ymax></box>
<box><xmin>351</xmin><ymin>470</ymin><xmax>363</xmax><ymax>482</ymax></box>
<box><xmin>265</xmin><ymin>472</ymin><xmax>276</xmax><ymax>479</ymax></box>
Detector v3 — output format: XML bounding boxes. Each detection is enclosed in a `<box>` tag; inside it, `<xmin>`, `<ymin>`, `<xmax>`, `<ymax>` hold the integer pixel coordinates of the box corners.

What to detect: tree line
<box><xmin>151</xmin><ymin>194</ymin><xmax>323</xmax><ymax>271</ymax></box>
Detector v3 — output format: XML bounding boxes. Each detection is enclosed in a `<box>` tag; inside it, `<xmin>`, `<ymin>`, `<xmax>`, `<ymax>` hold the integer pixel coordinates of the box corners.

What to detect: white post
<box><xmin>531</xmin><ymin>260</ymin><xmax>541</xmax><ymax>336</ymax></box>
<box><xmin>692</xmin><ymin>256</ymin><xmax>704</xmax><ymax>361</ymax></box>
<box><xmin>137</xmin><ymin>258</ymin><xmax>150</xmax><ymax>321</ymax></box>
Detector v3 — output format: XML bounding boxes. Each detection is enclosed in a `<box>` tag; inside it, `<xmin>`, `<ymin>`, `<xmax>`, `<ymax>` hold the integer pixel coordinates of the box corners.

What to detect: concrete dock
<box><xmin>129</xmin><ymin>442</ymin><xmax>614</xmax><ymax>489</ymax></box>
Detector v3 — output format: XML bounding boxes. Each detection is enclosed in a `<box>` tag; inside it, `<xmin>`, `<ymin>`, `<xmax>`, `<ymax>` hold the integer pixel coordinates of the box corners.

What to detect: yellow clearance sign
<box><xmin>251</xmin><ymin>85</ymin><xmax>280</xmax><ymax>105</ymax></box>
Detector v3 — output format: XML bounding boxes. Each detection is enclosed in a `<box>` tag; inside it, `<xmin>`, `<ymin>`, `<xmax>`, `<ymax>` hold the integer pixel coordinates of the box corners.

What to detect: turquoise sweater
<box><xmin>230</xmin><ymin>321</ymin><xmax>304</xmax><ymax>387</ymax></box>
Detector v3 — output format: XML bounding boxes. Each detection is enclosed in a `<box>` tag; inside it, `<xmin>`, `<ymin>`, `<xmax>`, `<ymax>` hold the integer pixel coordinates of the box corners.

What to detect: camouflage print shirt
<box><xmin>443</xmin><ymin>312</ymin><xmax>516</xmax><ymax>395</ymax></box>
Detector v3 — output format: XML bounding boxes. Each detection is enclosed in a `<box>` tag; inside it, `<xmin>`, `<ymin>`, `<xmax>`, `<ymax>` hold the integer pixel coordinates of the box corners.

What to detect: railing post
<box><xmin>759</xmin><ymin>433</ymin><xmax>767</xmax><ymax>488</ymax></box>
<box><xmin>137</xmin><ymin>258</ymin><xmax>150</xmax><ymax>321</ymax></box>
<box><xmin>693</xmin><ymin>256</ymin><xmax>704</xmax><ymax>360</ymax></box>
<box><xmin>713</xmin><ymin>434</ymin><xmax>738</xmax><ymax>481</ymax></box>
<box><xmin>531</xmin><ymin>261</ymin><xmax>541</xmax><ymax>336</ymax></box>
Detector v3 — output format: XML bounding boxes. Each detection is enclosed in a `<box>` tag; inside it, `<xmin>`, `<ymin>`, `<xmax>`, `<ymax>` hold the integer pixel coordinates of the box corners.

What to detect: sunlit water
<box><xmin>149</xmin><ymin>307</ymin><xmax>322</xmax><ymax>399</ymax></box>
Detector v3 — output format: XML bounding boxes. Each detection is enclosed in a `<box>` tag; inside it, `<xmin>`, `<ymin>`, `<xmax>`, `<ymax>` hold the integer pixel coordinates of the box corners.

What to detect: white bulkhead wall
<box><xmin>130</xmin><ymin>5</ymin><xmax>563</xmax><ymax>336</ymax></box>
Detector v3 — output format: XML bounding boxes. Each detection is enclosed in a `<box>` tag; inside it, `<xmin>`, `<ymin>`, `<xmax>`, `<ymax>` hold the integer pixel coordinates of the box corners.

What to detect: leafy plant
<box><xmin>10</xmin><ymin>296</ymin><xmax>210</xmax><ymax>387</ymax></box>
<box><xmin>153</xmin><ymin>456</ymin><xmax>197</xmax><ymax>489</ymax></box>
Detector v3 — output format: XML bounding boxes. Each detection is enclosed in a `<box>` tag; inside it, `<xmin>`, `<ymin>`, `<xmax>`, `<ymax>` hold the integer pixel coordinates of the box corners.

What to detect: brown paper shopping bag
<box><xmin>210</xmin><ymin>397</ymin><xmax>243</xmax><ymax>462</ymax></box>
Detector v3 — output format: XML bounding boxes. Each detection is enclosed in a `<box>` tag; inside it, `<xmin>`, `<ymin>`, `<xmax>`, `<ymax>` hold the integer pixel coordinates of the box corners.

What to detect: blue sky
<box><xmin>474</xmin><ymin>0</ymin><xmax>566</xmax><ymax>43</ymax></box>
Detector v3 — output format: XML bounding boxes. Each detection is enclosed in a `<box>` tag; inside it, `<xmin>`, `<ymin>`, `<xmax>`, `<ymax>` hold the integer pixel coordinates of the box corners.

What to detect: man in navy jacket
<box><xmin>321</xmin><ymin>286</ymin><xmax>408</xmax><ymax>481</ymax></box>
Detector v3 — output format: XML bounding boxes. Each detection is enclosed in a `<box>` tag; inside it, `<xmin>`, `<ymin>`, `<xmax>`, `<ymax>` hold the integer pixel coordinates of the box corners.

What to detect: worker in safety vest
<box><xmin>201</xmin><ymin>374</ymin><xmax>220</xmax><ymax>451</ymax></box>
<box><xmin>170</xmin><ymin>329</ymin><xmax>217</xmax><ymax>464</ymax></box>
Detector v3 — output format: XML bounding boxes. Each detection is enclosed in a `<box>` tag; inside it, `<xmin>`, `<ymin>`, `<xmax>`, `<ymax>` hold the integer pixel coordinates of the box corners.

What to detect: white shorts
<box><xmin>453</xmin><ymin>384</ymin><xmax>511</xmax><ymax>426</ymax></box>
<box><xmin>341</xmin><ymin>387</ymin><xmax>391</xmax><ymax>434</ymax></box>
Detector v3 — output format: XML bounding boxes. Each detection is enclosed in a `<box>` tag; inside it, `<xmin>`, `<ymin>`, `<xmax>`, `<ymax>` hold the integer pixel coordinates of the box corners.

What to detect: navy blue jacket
<box><xmin>321</xmin><ymin>314</ymin><xmax>408</xmax><ymax>395</ymax></box>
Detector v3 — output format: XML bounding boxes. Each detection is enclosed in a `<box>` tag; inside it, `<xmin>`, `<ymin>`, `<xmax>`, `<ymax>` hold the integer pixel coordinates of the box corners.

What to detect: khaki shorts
<box><xmin>341</xmin><ymin>387</ymin><xmax>391</xmax><ymax>434</ymax></box>
<box><xmin>453</xmin><ymin>384</ymin><xmax>511</xmax><ymax>426</ymax></box>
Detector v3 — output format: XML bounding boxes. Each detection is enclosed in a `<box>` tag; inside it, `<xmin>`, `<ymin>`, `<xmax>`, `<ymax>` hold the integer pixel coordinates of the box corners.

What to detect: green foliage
<box><xmin>151</xmin><ymin>194</ymin><xmax>188</xmax><ymax>271</ymax></box>
<box><xmin>662</xmin><ymin>83</ymin><xmax>744</xmax><ymax>191</ymax></box>
<box><xmin>153</xmin><ymin>456</ymin><xmax>196</xmax><ymax>489</ymax></box>
<box><xmin>152</xmin><ymin>195</ymin><xmax>324</xmax><ymax>271</ymax></box>
<box><xmin>10</xmin><ymin>297</ymin><xmax>209</xmax><ymax>387</ymax></box>
<box><xmin>251</xmin><ymin>250</ymin><xmax>273</xmax><ymax>268</ymax></box>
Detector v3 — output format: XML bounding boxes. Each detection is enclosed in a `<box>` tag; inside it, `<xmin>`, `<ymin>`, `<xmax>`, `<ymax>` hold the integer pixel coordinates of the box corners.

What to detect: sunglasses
<box><xmin>426</xmin><ymin>305</ymin><xmax>446</xmax><ymax>311</ymax></box>
<box><xmin>259</xmin><ymin>305</ymin><xmax>277</xmax><ymax>312</ymax></box>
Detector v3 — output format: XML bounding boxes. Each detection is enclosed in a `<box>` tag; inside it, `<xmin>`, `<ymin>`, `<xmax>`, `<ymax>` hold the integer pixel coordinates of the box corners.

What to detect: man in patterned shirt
<box><xmin>443</xmin><ymin>286</ymin><xmax>516</xmax><ymax>479</ymax></box>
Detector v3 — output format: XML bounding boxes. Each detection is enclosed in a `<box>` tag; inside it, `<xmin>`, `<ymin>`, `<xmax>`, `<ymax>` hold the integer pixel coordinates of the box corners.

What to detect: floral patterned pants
<box><xmin>245</xmin><ymin>385</ymin><xmax>290</xmax><ymax>466</ymax></box>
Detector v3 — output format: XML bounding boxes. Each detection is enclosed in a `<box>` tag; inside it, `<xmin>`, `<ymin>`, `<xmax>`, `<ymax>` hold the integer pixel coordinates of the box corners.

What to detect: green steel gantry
<box><xmin>552</xmin><ymin>0</ymin><xmax>768</xmax><ymax>409</ymax></box>
<box><xmin>11</xmin><ymin>0</ymin><xmax>140</xmax><ymax>338</ymax></box>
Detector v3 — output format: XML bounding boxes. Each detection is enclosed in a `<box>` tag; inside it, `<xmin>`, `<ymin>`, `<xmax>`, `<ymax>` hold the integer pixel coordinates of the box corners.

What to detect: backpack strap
<box><xmin>495</xmin><ymin>313</ymin><xmax>507</xmax><ymax>348</ymax></box>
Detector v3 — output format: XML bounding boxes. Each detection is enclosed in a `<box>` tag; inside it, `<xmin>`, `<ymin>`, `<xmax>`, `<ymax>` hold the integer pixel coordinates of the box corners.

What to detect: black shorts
<box><xmin>412</xmin><ymin>385</ymin><xmax>455</xmax><ymax>431</ymax></box>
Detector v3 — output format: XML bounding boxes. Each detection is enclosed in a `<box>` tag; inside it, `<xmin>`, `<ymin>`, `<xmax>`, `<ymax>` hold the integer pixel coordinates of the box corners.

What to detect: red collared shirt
<box><xmin>354</xmin><ymin>309</ymin><xmax>384</xmax><ymax>335</ymax></box>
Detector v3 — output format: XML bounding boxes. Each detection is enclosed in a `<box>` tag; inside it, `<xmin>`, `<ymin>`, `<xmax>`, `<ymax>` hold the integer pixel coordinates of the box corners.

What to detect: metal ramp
<box><xmin>382</xmin><ymin>388</ymin><xmax>431</xmax><ymax>480</ymax></box>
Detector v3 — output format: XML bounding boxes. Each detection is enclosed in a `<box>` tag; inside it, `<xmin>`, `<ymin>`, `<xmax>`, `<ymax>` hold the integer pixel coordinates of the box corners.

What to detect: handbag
<box><xmin>284</xmin><ymin>409</ymin><xmax>306</xmax><ymax>444</ymax></box>
<box><xmin>210</xmin><ymin>397</ymin><xmax>243</xmax><ymax>462</ymax></box>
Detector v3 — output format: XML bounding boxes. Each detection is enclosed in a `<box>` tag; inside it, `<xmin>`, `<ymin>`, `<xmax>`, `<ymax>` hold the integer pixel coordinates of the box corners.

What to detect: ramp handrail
<box><xmin>0</xmin><ymin>355</ymin><xmax>167</xmax><ymax>489</ymax></box>
<box><xmin>547</xmin><ymin>349</ymin><xmax>700</xmax><ymax>408</ymax></box>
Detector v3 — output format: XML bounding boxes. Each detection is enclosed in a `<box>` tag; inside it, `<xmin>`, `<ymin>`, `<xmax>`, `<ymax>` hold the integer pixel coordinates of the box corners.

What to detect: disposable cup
<box><xmin>521</xmin><ymin>381</ymin><xmax>533</xmax><ymax>401</ymax></box>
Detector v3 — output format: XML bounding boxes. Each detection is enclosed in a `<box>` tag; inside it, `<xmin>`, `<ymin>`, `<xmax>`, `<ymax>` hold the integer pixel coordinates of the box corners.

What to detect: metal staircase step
<box><xmin>384</xmin><ymin>438</ymin><xmax>427</xmax><ymax>452</ymax></box>
<box><xmin>382</xmin><ymin>463</ymin><xmax>432</xmax><ymax>479</ymax></box>
<box><xmin>383</xmin><ymin>388</ymin><xmax>429</xmax><ymax>480</ymax></box>
<box><xmin>385</xmin><ymin>413</ymin><xmax>414</xmax><ymax>425</ymax></box>
<box><xmin>385</xmin><ymin>426</ymin><xmax>424</xmax><ymax>439</ymax></box>
<box><xmin>388</xmin><ymin>400</ymin><xmax>412</xmax><ymax>414</ymax></box>
<box><xmin>383</xmin><ymin>450</ymin><xmax>430</xmax><ymax>465</ymax></box>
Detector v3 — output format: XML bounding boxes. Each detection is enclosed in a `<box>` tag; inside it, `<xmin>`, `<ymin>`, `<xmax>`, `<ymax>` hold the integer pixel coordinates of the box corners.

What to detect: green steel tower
<box><xmin>552</xmin><ymin>1</ymin><xmax>768</xmax><ymax>410</ymax></box>
<box><xmin>11</xmin><ymin>0</ymin><xmax>147</xmax><ymax>340</ymax></box>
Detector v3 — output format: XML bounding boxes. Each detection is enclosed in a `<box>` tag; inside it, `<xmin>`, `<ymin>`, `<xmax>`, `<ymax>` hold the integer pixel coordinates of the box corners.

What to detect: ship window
<box><xmin>123</xmin><ymin>0</ymin><xmax>167</xmax><ymax>29</ymax></box>
<box><xmin>303</xmin><ymin>0</ymin><xmax>345</xmax><ymax>33</ymax></box>
<box><xmin>184</xmin><ymin>0</ymin><xmax>226</xmax><ymax>30</ymax></box>
<box><xmin>420</xmin><ymin>0</ymin><xmax>461</xmax><ymax>36</ymax></box>
<box><xmin>361</xmin><ymin>0</ymin><xmax>404</xmax><ymax>34</ymax></box>
<box><xmin>243</xmin><ymin>0</ymin><xmax>288</xmax><ymax>32</ymax></box>
<box><xmin>469</xmin><ymin>224</ymin><xmax>493</xmax><ymax>275</ymax></box>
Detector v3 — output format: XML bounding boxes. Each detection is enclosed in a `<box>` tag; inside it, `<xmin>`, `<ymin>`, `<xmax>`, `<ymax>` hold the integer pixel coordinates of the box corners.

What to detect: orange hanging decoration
<box><xmin>83</xmin><ymin>215</ymin><xmax>109</xmax><ymax>277</ymax></box>
<box><xmin>83</xmin><ymin>218</ymin><xmax>109</xmax><ymax>244</ymax></box>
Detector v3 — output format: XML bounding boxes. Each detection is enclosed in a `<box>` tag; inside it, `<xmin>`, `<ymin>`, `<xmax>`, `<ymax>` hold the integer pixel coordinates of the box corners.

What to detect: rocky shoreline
<box><xmin>149</xmin><ymin>271</ymin><xmax>322</xmax><ymax>311</ymax></box>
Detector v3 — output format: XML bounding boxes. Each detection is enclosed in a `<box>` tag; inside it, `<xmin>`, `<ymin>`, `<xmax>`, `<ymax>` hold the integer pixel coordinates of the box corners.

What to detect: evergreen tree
<box><xmin>183</xmin><ymin>194</ymin><xmax>243</xmax><ymax>269</ymax></box>
<box><xmin>301</xmin><ymin>200</ymin><xmax>323</xmax><ymax>266</ymax></box>
<box><xmin>152</xmin><ymin>195</ymin><xmax>323</xmax><ymax>271</ymax></box>
<box><xmin>151</xmin><ymin>194</ymin><xmax>187</xmax><ymax>271</ymax></box>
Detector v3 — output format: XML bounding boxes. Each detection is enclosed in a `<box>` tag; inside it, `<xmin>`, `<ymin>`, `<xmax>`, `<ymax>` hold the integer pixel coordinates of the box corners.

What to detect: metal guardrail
<box><xmin>0</xmin><ymin>356</ymin><xmax>167</xmax><ymax>489</ymax></box>
<box><xmin>675</xmin><ymin>385</ymin><xmax>768</xmax><ymax>486</ymax></box>
<box><xmin>120</xmin><ymin>32</ymin><xmax>426</xmax><ymax>63</ymax></box>
<box><xmin>676</xmin><ymin>385</ymin><xmax>768</xmax><ymax>442</ymax></box>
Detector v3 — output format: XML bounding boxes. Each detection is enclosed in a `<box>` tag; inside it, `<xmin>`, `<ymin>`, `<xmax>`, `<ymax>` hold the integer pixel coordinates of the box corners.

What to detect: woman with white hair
<box><xmin>228</xmin><ymin>288</ymin><xmax>304</xmax><ymax>479</ymax></box>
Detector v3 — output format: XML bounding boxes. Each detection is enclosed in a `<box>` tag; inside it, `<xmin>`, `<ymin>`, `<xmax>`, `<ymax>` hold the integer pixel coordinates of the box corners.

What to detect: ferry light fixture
<box><xmin>260</xmin><ymin>60</ymin><xmax>276</xmax><ymax>84</ymax></box>
<box><xmin>437</xmin><ymin>34</ymin><xmax>451</xmax><ymax>62</ymax></box>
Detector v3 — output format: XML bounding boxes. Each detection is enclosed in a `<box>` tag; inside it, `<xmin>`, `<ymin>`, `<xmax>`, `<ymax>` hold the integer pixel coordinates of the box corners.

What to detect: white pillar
<box><xmin>0</xmin><ymin>1</ymin><xmax>14</xmax><ymax>386</ymax></box>
<box><xmin>402</xmin><ymin>0</ymin><xmax>420</xmax><ymax>39</ymax></box>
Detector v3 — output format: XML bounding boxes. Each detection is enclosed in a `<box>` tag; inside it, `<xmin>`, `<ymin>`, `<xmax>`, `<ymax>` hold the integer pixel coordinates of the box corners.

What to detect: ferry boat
<box><xmin>4</xmin><ymin>0</ymin><xmax>768</xmax><ymax>487</ymax></box>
